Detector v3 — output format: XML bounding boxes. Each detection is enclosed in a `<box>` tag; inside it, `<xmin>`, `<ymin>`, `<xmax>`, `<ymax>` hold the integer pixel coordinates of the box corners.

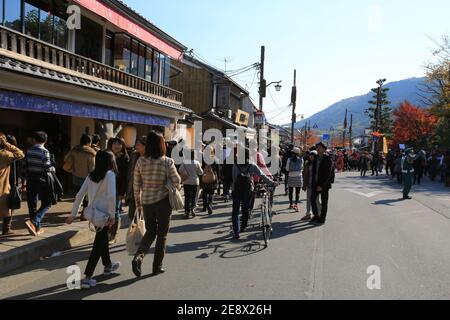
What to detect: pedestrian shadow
<box><xmin>372</xmin><ymin>198</ymin><xmax>405</xmax><ymax>206</ymax></box>
<box><xmin>219</xmin><ymin>241</ymin><xmax>265</xmax><ymax>259</ymax></box>
<box><xmin>1</xmin><ymin>244</ymin><xmax>126</xmax><ymax>279</ymax></box>
<box><xmin>4</xmin><ymin>273</ymin><xmax>153</xmax><ymax>300</ymax></box>
<box><xmin>169</xmin><ymin>220</ymin><xmax>231</xmax><ymax>234</ymax></box>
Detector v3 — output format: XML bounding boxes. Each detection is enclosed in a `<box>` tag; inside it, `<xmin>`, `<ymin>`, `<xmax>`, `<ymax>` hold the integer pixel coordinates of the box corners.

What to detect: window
<box><xmin>216</xmin><ymin>85</ymin><xmax>230</xmax><ymax>108</ymax></box>
<box><xmin>138</xmin><ymin>43</ymin><xmax>145</xmax><ymax>78</ymax></box>
<box><xmin>130</xmin><ymin>39</ymin><xmax>139</xmax><ymax>76</ymax></box>
<box><xmin>0</xmin><ymin>1</ymin><xmax>3</xmax><ymax>25</ymax></box>
<box><xmin>75</xmin><ymin>15</ymin><xmax>103</xmax><ymax>62</ymax></box>
<box><xmin>152</xmin><ymin>51</ymin><xmax>160</xmax><ymax>83</ymax></box>
<box><xmin>53</xmin><ymin>15</ymin><xmax>66</xmax><ymax>48</ymax></box>
<box><xmin>145</xmin><ymin>47</ymin><xmax>153</xmax><ymax>81</ymax></box>
<box><xmin>162</xmin><ymin>55</ymin><xmax>170</xmax><ymax>86</ymax></box>
<box><xmin>24</xmin><ymin>2</ymin><xmax>39</xmax><ymax>38</ymax></box>
<box><xmin>114</xmin><ymin>33</ymin><xmax>131</xmax><ymax>73</ymax></box>
<box><xmin>4</xmin><ymin>0</ymin><xmax>22</xmax><ymax>31</ymax></box>
<box><xmin>105</xmin><ymin>31</ymin><xmax>114</xmax><ymax>66</ymax></box>
<box><xmin>39</xmin><ymin>8</ymin><xmax>53</xmax><ymax>44</ymax></box>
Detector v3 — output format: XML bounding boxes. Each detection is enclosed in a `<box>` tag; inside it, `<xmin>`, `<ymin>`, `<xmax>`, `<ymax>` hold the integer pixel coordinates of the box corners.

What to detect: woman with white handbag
<box><xmin>66</xmin><ymin>150</ymin><xmax>121</xmax><ymax>289</ymax></box>
<box><xmin>132</xmin><ymin>131</ymin><xmax>181</xmax><ymax>278</ymax></box>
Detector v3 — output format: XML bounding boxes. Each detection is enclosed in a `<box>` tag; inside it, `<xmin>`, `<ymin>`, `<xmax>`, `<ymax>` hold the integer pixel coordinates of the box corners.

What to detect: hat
<box><xmin>292</xmin><ymin>147</ymin><xmax>301</xmax><ymax>155</ymax></box>
<box><xmin>310</xmin><ymin>150</ymin><xmax>318</xmax><ymax>156</ymax></box>
<box><xmin>316</xmin><ymin>142</ymin><xmax>327</xmax><ymax>149</ymax></box>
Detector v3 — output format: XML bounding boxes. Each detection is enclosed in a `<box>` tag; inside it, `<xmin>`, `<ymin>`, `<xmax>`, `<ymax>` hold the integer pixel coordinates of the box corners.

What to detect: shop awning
<box><xmin>0</xmin><ymin>90</ymin><xmax>170</xmax><ymax>127</ymax></box>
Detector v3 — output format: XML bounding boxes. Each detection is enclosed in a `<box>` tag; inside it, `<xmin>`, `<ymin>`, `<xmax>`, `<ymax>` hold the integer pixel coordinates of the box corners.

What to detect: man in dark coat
<box><xmin>310</xmin><ymin>142</ymin><xmax>334</xmax><ymax>225</ymax></box>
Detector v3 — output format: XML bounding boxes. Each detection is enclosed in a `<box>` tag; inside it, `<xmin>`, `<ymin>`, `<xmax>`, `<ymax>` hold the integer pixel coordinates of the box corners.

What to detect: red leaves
<box><xmin>391</xmin><ymin>101</ymin><xmax>438</xmax><ymax>147</ymax></box>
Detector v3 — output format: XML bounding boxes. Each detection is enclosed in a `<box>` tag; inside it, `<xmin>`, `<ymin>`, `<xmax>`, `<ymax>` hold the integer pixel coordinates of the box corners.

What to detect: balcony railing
<box><xmin>0</xmin><ymin>25</ymin><xmax>183</xmax><ymax>104</ymax></box>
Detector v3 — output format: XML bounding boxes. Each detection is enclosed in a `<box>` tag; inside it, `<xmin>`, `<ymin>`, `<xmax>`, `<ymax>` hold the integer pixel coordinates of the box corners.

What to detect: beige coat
<box><xmin>0</xmin><ymin>143</ymin><xmax>25</xmax><ymax>218</ymax></box>
<box><xmin>64</xmin><ymin>145</ymin><xmax>96</xmax><ymax>179</ymax></box>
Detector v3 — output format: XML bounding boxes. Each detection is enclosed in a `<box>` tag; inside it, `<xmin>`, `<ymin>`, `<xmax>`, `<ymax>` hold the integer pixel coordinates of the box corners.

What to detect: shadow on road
<box><xmin>4</xmin><ymin>272</ymin><xmax>155</xmax><ymax>300</ymax></box>
<box><xmin>372</xmin><ymin>198</ymin><xmax>405</xmax><ymax>206</ymax></box>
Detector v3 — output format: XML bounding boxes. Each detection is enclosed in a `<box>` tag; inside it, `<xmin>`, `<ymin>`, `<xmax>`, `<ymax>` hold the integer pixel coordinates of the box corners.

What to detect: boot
<box><xmin>2</xmin><ymin>216</ymin><xmax>14</xmax><ymax>236</ymax></box>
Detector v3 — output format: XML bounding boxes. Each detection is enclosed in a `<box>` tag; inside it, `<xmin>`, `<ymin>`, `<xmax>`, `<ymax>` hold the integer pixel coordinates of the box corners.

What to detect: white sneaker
<box><xmin>80</xmin><ymin>278</ymin><xmax>97</xmax><ymax>289</ymax></box>
<box><xmin>104</xmin><ymin>262</ymin><xmax>121</xmax><ymax>275</ymax></box>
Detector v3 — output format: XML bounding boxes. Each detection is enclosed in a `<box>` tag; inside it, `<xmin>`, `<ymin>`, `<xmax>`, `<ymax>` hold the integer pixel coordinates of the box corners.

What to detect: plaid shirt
<box><xmin>134</xmin><ymin>156</ymin><xmax>181</xmax><ymax>207</ymax></box>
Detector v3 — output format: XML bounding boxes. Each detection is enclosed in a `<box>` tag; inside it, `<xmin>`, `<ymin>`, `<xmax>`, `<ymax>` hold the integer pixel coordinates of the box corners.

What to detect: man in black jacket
<box><xmin>311</xmin><ymin>142</ymin><xmax>334</xmax><ymax>225</ymax></box>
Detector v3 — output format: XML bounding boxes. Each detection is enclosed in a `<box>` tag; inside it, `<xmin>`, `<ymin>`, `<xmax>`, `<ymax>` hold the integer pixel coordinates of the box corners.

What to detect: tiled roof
<box><xmin>0</xmin><ymin>55</ymin><xmax>192</xmax><ymax>114</ymax></box>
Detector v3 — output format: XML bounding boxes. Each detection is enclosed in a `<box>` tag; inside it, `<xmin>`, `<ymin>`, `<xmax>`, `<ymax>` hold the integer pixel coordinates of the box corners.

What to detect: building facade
<box><xmin>0</xmin><ymin>0</ymin><xmax>193</xmax><ymax>157</ymax></box>
<box><xmin>171</xmin><ymin>54</ymin><xmax>256</xmax><ymax>143</ymax></box>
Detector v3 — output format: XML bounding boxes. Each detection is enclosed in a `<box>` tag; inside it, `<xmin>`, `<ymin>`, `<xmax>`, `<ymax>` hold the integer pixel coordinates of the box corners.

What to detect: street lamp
<box><xmin>267</xmin><ymin>80</ymin><xmax>282</xmax><ymax>92</ymax></box>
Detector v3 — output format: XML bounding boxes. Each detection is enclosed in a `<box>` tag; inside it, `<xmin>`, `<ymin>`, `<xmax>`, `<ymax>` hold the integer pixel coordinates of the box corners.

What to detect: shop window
<box><xmin>53</xmin><ymin>15</ymin><xmax>66</xmax><ymax>48</ymax></box>
<box><xmin>114</xmin><ymin>33</ymin><xmax>131</xmax><ymax>73</ymax></box>
<box><xmin>75</xmin><ymin>15</ymin><xmax>103</xmax><ymax>62</ymax></box>
<box><xmin>162</xmin><ymin>55</ymin><xmax>171</xmax><ymax>87</ymax></box>
<box><xmin>39</xmin><ymin>9</ymin><xmax>53</xmax><ymax>43</ymax></box>
<box><xmin>138</xmin><ymin>43</ymin><xmax>145</xmax><ymax>78</ymax></box>
<box><xmin>130</xmin><ymin>38</ymin><xmax>139</xmax><ymax>76</ymax></box>
<box><xmin>105</xmin><ymin>30</ymin><xmax>114</xmax><ymax>66</ymax></box>
<box><xmin>24</xmin><ymin>2</ymin><xmax>39</xmax><ymax>38</ymax></box>
<box><xmin>4</xmin><ymin>0</ymin><xmax>22</xmax><ymax>31</ymax></box>
<box><xmin>152</xmin><ymin>51</ymin><xmax>160</xmax><ymax>84</ymax></box>
<box><xmin>145</xmin><ymin>47</ymin><xmax>153</xmax><ymax>81</ymax></box>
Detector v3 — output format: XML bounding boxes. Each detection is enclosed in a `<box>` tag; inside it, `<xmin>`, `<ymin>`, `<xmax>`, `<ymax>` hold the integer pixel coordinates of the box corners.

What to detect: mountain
<box><xmin>293</xmin><ymin>77</ymin><xmax>430</xmax><ymax>135</ymax></box>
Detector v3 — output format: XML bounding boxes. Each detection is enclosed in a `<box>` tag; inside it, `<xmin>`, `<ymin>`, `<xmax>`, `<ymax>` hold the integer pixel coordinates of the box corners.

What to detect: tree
<box><xmin>391</xmin><ymin>101</ymin><xmax>438</xmax><ymax>149</ymax></box>
<box><xmin>365</xmin><ymin>79</ymin><xmax>393</xmax><ymax>136</ymax></box>
<box><xmin>419</xmin><ymin>36</ymin><xmax>450</xmax><ymax>148</ymax></box>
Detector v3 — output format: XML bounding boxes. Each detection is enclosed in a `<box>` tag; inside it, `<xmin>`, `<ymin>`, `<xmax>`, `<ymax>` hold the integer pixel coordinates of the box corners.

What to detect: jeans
<box><xmin>202</xmin><ymin>187</ymin><xmax>214</xmax><ymax>211</ymax></box>
<box><xmin>289</xmin><ymin>187</ymin><xmax>301</xmax><ymax>206</ymax></box>
<box><xmin>311</xmin><ymin>187</ymin><xmax>330</xmax><ymax>223</ymax></box>
<box><xmin>27</xmin><ymin>175</ymin><xmax>52</xmax><ymax>230</ymax></box>
<box><xmin>85</xmin><ymin>227</ymin><xmax>111</xmax><ymax>278</ymax></box>
<box><xmin>135</xmin><ymin>197</ymin><xmax>172</xmax><ymax>272</ymax></box>
<box><xmin>232</xmin><ymin>192</ymin><xmax>251</xmax><ymax>236</ymax></box>
<box><xmin>184</xmin><ymin>185</ymin><xmax>199</xmax><ymax>213</ymax></box>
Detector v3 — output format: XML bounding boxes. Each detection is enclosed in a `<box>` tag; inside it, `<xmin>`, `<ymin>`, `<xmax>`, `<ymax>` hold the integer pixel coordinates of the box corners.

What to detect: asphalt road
<box><xmin>1</xmin><ymin>172</ymin><xmax>450</xmax><ymax>300</ymax></box>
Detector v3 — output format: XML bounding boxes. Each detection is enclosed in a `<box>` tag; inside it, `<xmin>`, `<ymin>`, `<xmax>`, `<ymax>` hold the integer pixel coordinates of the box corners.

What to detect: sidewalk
<box><xmin>0</xmin><ymin>199</ymin><xmax>131</xmax><ymax>276</ymax></box>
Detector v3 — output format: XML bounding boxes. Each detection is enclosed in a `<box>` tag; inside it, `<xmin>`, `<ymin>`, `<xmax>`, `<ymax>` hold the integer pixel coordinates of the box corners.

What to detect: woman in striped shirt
<box><xmin>132</xmin><ymin>131</ymin><xmax>181</xmax><ymax>277</ymax></box>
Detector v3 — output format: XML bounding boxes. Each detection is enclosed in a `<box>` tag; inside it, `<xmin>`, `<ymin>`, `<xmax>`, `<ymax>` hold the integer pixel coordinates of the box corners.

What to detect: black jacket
<box><xmin>312</xmin><ymin>154</ymin><xmax>334</xmax><ymax>190</ymax></box>
<box><xmin>46</xmin><ymin>171</ymin><xmax>63</xmax><ymax>205</ymax></box>
<box><xmin>115</xmin><ymin>153</ymin><xmax>130</xmax><ymax>197</ymax></box>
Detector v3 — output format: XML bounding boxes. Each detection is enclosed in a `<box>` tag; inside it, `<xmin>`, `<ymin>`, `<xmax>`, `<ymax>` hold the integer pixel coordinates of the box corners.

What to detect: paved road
<box><xmin>1</xmin><ymin>172</ymin><xmax>449</xmax><ymax>300</ymax></box>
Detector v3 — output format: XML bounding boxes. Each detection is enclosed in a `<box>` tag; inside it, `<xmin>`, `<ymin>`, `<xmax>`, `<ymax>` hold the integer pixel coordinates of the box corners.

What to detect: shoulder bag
<box><xmin>126</xmin><ymin>209</ymin><xmax>146</xmax><ymax>256</ymax></box>
<box><xmin>83</xmin><ymin>178</ymin><xmax>111</xmax><ymax>232</ymax></box>
<box><xmin>8</xmin><ymin>161</ymin><xmax>21</xmax><ymax>210</ymax></box>
<box><xmin>165</xmin><ymin>158</ymin><xmax>184</xmax><ymax>211</ymax></box>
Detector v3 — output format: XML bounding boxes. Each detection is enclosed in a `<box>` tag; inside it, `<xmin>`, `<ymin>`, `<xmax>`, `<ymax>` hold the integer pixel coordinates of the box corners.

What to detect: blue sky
<box><xmin>124</xmin><ymin>0</ymin><xmax>450</xmax><ymax>124</ymax></box>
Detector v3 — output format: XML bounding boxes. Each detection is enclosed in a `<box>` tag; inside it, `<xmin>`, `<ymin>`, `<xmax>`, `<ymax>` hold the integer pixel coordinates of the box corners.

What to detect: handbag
<box><xmin>165</xmin><ymin>158</ymin><xmax>184</xmax><ymax>211</ymax></box>
<box><xmin>8</xmin><ymin>161</ymin><xmax>21</xmax><ymax>210</ymax></box>
<box><xmin>126</xmin><ymin>209</ymin><xmax>146</xmax><ymax>256</ymax></box>
<box><xmin>83</xmin><ymin>178</ymin><xmax>111</xmax><ymax>231</ymax></box>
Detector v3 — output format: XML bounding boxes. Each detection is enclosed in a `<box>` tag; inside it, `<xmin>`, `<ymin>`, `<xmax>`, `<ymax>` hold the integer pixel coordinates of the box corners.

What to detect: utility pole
<box><xmin>291</xmin><ymin>70</ymin><xmax>297</xmax><ymax>144</ymax></box>
<box><xmin>349</xmin><ymin>114</ymin><xmax>353</xmax><ymax>150</ymax></box>
<box><xmin>258</xmin><ymin>46</ymin><xmax>266</xmax><ymax>112</ymax></box>
<box><xmin>343</xmin><ymin>109</ymin><xmax>348</xmax><ymax>149</ymax></box>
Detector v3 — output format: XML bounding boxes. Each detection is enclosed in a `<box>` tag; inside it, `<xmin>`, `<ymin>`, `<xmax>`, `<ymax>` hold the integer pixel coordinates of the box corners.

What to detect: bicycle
<box><xmin>254</xmin><ymin>182</ymin><xmax>274</xmax><ymax>248</ymax></box>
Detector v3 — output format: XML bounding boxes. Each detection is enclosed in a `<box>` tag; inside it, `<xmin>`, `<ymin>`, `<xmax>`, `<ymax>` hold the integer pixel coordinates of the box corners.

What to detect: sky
<box><xmin>124</xmin><ymin>0</ymin><xmax>450</xmax><ymax>125</ymax></box>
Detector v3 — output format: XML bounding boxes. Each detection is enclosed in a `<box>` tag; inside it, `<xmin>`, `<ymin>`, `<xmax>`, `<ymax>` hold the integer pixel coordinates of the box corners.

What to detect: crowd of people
<box><xmin>1</xmin><ymin>127</ymin><xmax>449</xmax><ymax>289</ymax></box>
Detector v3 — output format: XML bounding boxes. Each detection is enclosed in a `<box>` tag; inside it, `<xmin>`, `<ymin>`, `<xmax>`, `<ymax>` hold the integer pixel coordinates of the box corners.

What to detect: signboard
<box><xmin>399</xmin><ymin>144</ymin><xmax>406</xmax><ymax>150</ymax></box>
<box><xmin>323</xmin><ymin>134</ymin><xmax>330</xmax><ymax>141</ymax></box>
<box><xmin>254</xmin><ymin>110</ymin><xmax>266</xmax><ymax>126</ymax></box>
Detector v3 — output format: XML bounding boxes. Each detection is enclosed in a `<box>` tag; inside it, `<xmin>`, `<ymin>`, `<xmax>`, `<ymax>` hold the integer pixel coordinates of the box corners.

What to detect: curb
<box><xmin>0</xmin><ymin>215</ymin><xmax>130</xmax><ymax>276</ymax></box>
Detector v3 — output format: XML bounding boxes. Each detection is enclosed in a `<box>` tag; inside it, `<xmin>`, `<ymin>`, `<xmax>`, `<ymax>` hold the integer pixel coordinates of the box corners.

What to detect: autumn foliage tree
<box><xmin>391</xmin><ymin>101</ymin><xmax>438</xmax><ymax>149</ymax></box>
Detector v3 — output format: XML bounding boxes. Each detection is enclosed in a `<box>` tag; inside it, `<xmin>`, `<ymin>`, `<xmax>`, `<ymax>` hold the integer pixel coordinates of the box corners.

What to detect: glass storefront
<box><xmin>105</xmin><ymin>31</ymin><xmax>114</xmax><ymax>67</ymax></box>
<box><xmin>75</xmin><ymin>15</ymin><xmax>103</xmax><ymax>62</ymax></box>
<box><xmin>114</xmin><ymin>33</ymin><xmax>131</xmax><ymax>73</ymax></box>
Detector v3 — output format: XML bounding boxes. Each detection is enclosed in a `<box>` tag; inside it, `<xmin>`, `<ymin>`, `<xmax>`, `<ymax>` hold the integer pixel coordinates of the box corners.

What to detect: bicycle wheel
<box><xmin>261</xmin><ymin>196</ymin><xmax>270</xmax><ymax>247</ymax></box>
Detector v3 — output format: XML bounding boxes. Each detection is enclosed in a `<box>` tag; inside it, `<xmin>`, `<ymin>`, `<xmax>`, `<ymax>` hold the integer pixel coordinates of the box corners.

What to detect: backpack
<box><xmin>202</xmin><ymin>165</ymin><xmax>217</xmax><ymax>184</ymax></box>
<box><xmin>234</xmin><ymin>165</ymin><xmax>253</xmax><ymax>196</ymax></box>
